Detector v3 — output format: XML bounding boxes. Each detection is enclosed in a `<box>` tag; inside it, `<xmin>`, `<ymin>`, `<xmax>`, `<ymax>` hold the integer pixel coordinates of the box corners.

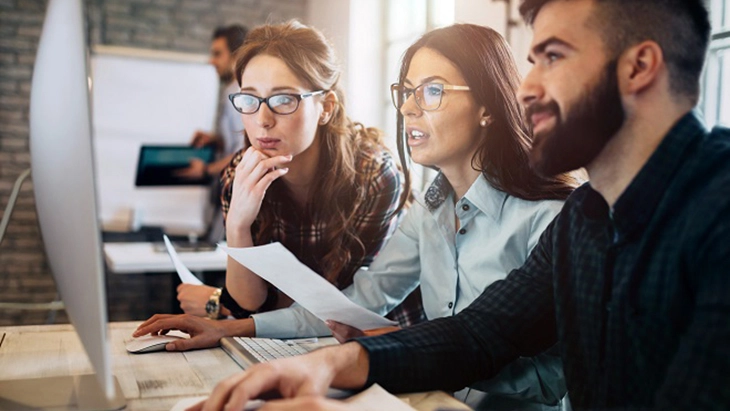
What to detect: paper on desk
<box><xmin>220</xmin><ymin>243</ymin><xmax>397</xmax><ymax>330</ymax></box>
<box><xmin>170</xmin><ymin>396</ymin><xmax>264</xmax><ymax>411</ymax></box>
<box><xmin>344</xmin><ymin>384</ymin><xmax>417</xmax><ymax>411</ymax></box>
<box><xmin>163</xmin><ymin>234</ymin><xmax>203</xmax><ymax>285</ymax></box>
<box><xmin>169</xmin><ymin>385</ymin><xmax>413</xmax><ymax>411</ymax></box>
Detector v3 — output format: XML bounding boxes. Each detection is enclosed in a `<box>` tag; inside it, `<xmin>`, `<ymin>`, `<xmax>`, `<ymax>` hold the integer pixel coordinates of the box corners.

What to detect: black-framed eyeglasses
<box><xmin>228</xmin><ymin>90</ymin><xmax>327</xmax><ymax>115</ymax></box>
<box><xmin>390</xmin><ymin>82</ymin><xmax>471</xmax><ymax>112</ymax></box>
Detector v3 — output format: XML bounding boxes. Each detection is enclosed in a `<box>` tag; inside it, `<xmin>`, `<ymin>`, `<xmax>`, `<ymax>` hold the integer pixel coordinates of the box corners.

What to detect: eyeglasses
<box><xmin>390</xmin><ymin>82</ymin><xmax>471</xmax><ymax>111</ymax></box>
<box><xmin>228</xmin><ymin>90</ymin><xmax>326</xmax><ymax>115</ymax></box>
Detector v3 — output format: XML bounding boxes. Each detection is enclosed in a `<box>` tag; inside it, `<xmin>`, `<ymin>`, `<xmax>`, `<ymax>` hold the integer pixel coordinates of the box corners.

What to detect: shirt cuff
<box><xmin>252</xmin><ymin>304</ymin><xmax>333</xmax><ymax>339</ymax></box>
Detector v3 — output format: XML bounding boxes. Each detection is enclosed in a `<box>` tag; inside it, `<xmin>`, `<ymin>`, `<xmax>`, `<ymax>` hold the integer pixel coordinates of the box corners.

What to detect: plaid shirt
<box><xmin>358</xmin><ymin>112</ymin><xmax>730</xmax><ymax>409</ymax></box>
<box><xmin>220</xmin><ymin>148</ymin><xmax>424</xmax><ymax>326</ymax></box>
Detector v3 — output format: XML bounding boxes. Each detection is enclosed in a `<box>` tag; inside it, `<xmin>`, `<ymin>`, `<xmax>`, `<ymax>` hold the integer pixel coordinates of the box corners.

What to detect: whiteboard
<box><xmin>91</xmin><ymin>46</ymin><xmax>219</xmax><ymax>235</ymax></box>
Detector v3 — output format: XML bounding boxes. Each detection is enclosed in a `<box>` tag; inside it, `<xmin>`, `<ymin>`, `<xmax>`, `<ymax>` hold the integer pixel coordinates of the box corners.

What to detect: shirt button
<box><xmin>448</xmin><ymin>302</ymin><xmax>453</xmax><ymax>309</ymax></box>
<box><xmin>458</xmin><ymin>228</ymin><xmax>467</xmax><ymax>235</ymax></box>
<box><xmin>462</xmin><ymin>204</ymin><xmax>470</xmax><ymax>211</ymax></box>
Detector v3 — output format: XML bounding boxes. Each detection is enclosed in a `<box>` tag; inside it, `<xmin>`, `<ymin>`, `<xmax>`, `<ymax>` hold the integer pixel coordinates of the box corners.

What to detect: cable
<box><xmin>0</xmin><ymin>168</ymin><xmax>31</xmax><ymax>247</ymax></box>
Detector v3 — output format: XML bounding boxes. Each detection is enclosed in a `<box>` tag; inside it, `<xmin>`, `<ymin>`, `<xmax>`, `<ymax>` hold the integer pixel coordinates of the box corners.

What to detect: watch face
<box><xmin>205</xmin><ymin>301</ymin><xmax>216</xmax><ymax>314</ymax></box>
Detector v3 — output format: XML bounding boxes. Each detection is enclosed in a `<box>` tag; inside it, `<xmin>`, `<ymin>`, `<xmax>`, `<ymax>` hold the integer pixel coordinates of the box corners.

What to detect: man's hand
<box><xmin>177</xmin><ymin>284</ymin><xmax>218</xmax><ymax>317</ymax></box>
<box><xmin>133</xmin><ymin>314</ymin><xmax>246</xmax><ymax>351</ymax></box>
<box><xmin>191</xmin><ymin>131</ymin><xmax>219</xmax><ymax>148</ymax></box>
<box><xmin>326</xmin><ymin>320</ymin><xmax>401</xmax><ymax>344</ymax></box>
<box><xmin>189</xmin><ymin>343</ymin><xmax>370</xmax><ymax>411</ymax></box>
<box><xmin>174</xmin><ymin>158</ymin><xmax>208</xmax><ymax>180</ymax></box>
<box><xmin>189</xmin><ymin>397</ymin><xmax>357</xmax><ymax>411</ymax></box>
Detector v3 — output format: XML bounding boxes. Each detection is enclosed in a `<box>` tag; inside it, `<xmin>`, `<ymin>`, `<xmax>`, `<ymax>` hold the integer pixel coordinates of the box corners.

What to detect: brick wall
<box><xmin>0</xmin><ymin>0</ymin><xmax>308</xmax><ymax>326</ymax></box>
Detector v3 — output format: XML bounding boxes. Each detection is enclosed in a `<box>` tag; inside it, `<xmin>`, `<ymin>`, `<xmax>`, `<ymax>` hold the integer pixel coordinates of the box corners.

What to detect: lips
<box><xmin>406</xmin><ymin>127</ymin><xmax>429</xmax><ymax>147</ymax></box>
<box><xmin>530</xmin><ymin>112</ymin><xmax>554</xmax><ymax>131</ymax></box>
<box><xmin>256</xmin><ymin>137</ymin><xmax>281</xmax><ymax>149</ymax></box>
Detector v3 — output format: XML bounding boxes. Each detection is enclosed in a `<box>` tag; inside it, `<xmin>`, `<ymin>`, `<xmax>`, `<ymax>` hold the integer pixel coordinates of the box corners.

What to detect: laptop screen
<box><xmin>135</xmin><ymin>145</ymin><xmax>215</xmax><ymax>186</ymax></box>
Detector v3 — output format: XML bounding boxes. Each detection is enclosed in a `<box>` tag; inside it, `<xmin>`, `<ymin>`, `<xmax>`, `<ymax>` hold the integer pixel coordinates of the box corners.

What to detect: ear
<box><xmin>618</xmin><ymin>40</ymin><xmax>664</xmax><ymax>96</ymax></box>
<box><xmin>320</xmin><ymin>90</ymin><xmax>338</xmax><ymax>124</ymax></box>
<box><xmin>478</xmin><ymin>106</ymin><xmax>492</xmax><ymax>127</ymax></box>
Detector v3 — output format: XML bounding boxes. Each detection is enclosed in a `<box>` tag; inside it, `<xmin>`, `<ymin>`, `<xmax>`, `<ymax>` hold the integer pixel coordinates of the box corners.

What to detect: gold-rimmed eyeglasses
<box><xmin>390</xmin><ymin>82</ymin><xmax>471</xmax><ymax>111</ymax></box>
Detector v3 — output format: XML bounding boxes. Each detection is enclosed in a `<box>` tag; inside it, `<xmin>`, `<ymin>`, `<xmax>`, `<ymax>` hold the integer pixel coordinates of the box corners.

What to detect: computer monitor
<box><xmin>0</xmin><ymin>0</ymin><xmax>125</xmax><ymax>409</ymax></box>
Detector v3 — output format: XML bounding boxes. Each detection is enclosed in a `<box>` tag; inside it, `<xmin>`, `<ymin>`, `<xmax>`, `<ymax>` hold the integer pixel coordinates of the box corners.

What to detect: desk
<box><xmin>0</xmin><ymin>322</ymin><xmax>470</xmax><ymax>411</ymax></box>
<box><xmin>104</xmin><ymin>242</ymin><xmax>227</xmax><ymax>274</ymax></box>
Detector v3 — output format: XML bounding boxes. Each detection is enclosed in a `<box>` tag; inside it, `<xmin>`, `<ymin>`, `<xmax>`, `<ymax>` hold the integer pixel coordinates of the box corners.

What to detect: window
<box><xmin>702</xmin><ymin>0</ymin><xmax>730</xmax><ymax>128</ymax></box>
<box><xmin>383</xmin><ymin>0</ymin><xmax>454</xmax><ymax>191</ymax></box>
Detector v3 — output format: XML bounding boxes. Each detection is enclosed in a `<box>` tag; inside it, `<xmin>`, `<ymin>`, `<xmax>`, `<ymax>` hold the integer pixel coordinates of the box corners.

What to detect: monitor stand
<box><xmin>0</xmin><ymin>374</ymin><xmax>126</xmax><ymax>410</ymax></box>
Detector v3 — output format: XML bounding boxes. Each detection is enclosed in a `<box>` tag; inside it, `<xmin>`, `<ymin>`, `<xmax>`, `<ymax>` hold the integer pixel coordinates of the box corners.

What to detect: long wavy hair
<box><xmin>233</xmin><ymin>21</ymin><xmax>408</xmax><ymax>282</ymax></box>
<box><xmin>396</xmin><ymin>24</ymin><xmax>578</xmax><ymax>200</ymax></box>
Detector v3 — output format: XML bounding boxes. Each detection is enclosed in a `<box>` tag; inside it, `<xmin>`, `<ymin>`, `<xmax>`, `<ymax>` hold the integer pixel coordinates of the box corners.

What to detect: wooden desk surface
<box><xmin>0</xmin><ymin>322</ymin><xmax>470</xmax><ymax>411</ymax></box>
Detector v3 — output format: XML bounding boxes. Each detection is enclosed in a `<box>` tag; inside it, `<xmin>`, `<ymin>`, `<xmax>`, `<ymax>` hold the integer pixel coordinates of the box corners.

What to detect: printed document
<box><xmin>220</xmin><ymin>243</ymin><xmax>396</xmax><ymax>330</ymax></box>
<box><xmin>162</xmin><ymin>234</ymin><xmax>203</xmax><ymax>285</ymax></box>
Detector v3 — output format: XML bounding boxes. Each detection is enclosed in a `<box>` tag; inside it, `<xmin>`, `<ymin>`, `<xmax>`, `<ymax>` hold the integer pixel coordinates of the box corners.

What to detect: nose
<box><xmin>256</xmin><ymin>102</ymin><xmax>276</xmax><ymax>129</ymax></box>
<box><xmin>517</xmin><ymin>66</ymin><xmax>543</xmax><ymax>109</ymax></box>
<box><xmin>399</xmin><ymin>91</ymin><xmax>422</xmax><ymax>117</ymax></box>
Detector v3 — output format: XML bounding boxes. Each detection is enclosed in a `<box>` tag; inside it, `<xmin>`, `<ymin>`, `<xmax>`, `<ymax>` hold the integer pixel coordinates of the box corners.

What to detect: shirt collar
<box><xmin>592</xmin><ymin>112</ymin><xmax>706</xmax><ymax>241</ymax></box>
<box><xmin>421</xmin><ymin>172</ymin><xmax>507</xmax><ymax>222</ymax></box>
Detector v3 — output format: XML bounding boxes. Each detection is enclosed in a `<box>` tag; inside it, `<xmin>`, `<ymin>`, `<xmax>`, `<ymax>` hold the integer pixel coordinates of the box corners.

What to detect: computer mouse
<box><xmin>125</xmin><ymin>334</ymin><xmax>185</xmax><ymax>354</ymax></box>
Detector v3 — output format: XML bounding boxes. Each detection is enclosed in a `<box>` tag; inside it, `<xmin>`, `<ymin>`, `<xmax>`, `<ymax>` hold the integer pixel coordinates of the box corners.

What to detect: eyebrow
<box><xmin>404</xmin><ymin>75</ymin><xmax>449</xmax><ymax>86</ymax></box>
<box><xmin>527</xmin><ymin>36</ymin><xmax>574</xmax><ymax>64</ymax></box>
<box><xmin>240</xmin><ymin>86</ymin><xmax>300</xmax><ymax>93</ymax></box>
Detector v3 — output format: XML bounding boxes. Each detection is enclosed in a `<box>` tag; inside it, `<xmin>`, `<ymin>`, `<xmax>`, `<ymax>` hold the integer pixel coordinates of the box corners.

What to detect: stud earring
<box><xmin>480</xmin><ymin>118</ymin><xmax>488</xmax><ymax>127</ymax></box>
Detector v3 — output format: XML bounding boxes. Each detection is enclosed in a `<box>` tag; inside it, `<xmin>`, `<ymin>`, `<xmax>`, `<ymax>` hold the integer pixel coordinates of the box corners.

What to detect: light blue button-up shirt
<box><xmin>252</xmin><ymin>172</ymin><xmax>563</xmax><ymax>338</ymax></box>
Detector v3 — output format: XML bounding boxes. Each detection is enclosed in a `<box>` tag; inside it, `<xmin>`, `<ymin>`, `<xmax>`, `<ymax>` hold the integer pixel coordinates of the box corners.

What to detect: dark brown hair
<box><xmin>396</xmin><ymin>23</ymin><xmax>578</xmax><ymax>201</ymax></box>
<box><xmin>233</xmin><ymin>21</ymin><xmax>407</xmax><ymax>282</ymax></box>
<box><xmin>519</xmin><ymin>0</ymin><xmax>710</xmax><ymax>102</ymax></box>
<box><xmin>213</xmin><ymin>25</ymin><xmax>248</xmax><ymax>54</ymax></box>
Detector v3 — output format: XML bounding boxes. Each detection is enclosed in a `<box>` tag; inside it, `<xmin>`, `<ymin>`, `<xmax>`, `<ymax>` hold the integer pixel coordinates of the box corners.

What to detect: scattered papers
<box><xmin>220</xmin><ymin>243</ymin><xmax>396</xmax><ymax>330</ymax></box>
<box><xmin>344</xmin><ymin>384</ymin><xmax>417</xmax><ymax>410</ymax></box>
<box><xmin>168</xmin><ymin>384</ymin><xmax>414</xmax><ymax>411</ymax></box>
<box><xmin>170</xmin><ymin>396</ymin><xmax>263</xmax><ymax>411</ymax></box>
<box><xmin>162</xmin><ymin>234</ymin><xmax>203</xmax><ymax>285</ymax></box>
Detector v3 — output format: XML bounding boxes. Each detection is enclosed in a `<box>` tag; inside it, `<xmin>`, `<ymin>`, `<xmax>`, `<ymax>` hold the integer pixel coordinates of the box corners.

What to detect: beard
<box><xmin>526</xmin><ymin>59</ymin><xmax>625</xmax><ymax>176</ymax></box>
<box><xmin>220</xmin><ymin>71</ymin><xmax>234</xmax><ymax>84</ymax></box>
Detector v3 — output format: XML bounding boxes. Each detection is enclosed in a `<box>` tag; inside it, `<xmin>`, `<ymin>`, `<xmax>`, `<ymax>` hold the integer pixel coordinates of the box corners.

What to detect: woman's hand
<box><xmin>226</xmin><ymin>147</ymin><xmax>292</xmax><ymax>239</ymax></box>
<box><xmin>177</xmin><ymin>284</ymin><xmax>218</xmax><ymax>317</ymax></box>
<box><xmin>133</xmin><ymin>314</ymin><xmax>247</xmax><ymax>351</ymax></box>
<box><xmin>325</xmin><ymin>321</ymin><xmax>401</xmax><ymax>344</ymax></box>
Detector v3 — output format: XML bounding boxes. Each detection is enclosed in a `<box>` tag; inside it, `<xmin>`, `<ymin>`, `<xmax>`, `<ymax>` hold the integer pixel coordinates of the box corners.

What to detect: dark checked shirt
<box><xmin>358</xmin><ymin>112</ymin><xmax>730</xmax><ymax>409</ymax></box>
<box><xmin>220</xmin><ymin>147</ymin><xmax>424</xmax><ymax>326</ymax></box>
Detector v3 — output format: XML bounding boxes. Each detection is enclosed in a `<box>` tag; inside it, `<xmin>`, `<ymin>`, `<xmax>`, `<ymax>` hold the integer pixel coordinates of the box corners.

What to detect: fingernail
<box><xmin>281</xmin><ymin>167</ymin><xmax>289</xmax><ymax>172</ymax></box>
<box><xmin>165</xmin><ymin>343</ymin><xmax>174</xmax><ymax>351</ymax></box>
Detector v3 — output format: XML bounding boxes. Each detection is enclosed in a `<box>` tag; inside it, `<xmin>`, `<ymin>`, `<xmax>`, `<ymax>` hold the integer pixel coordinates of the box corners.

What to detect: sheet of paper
<box><xmin>163</xmin><ymin>234</ymin><xmax>203</xmax><ymax>285</ymax></box>
<box><xmin>170</xmin><ymin>396</ymin><xmax>263</xmax><ymax>411</ymax></box>
<box><xmin>344</xmin><ymin>384</ymin><xmax>417</xmax><ymax>411</ymax></box>
<box><xmin>220</xmin><ymin>243</ymin><xmax>397</xmax><ymax>330</ymax></box>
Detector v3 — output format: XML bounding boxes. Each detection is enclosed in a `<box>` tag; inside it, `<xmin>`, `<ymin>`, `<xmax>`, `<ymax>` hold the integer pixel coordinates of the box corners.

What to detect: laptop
<box><xmin>135</xmin><ymin>145</ymin><xmax>215</xmax><ymax>186</ymax></box>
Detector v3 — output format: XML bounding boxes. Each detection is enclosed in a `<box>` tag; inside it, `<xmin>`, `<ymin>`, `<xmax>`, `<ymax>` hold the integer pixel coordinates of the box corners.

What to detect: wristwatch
<box><xmin>205</xmin><ymin>288</ymin><xmax>222</xmax><ymax>320</ymax></box>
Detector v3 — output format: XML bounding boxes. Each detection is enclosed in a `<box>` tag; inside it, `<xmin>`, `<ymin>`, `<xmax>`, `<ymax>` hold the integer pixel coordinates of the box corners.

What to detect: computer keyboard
<box><xmin>232</xmin><ymin>337</ymin><xmax>310</xmax><ymax>363</ymax></box>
